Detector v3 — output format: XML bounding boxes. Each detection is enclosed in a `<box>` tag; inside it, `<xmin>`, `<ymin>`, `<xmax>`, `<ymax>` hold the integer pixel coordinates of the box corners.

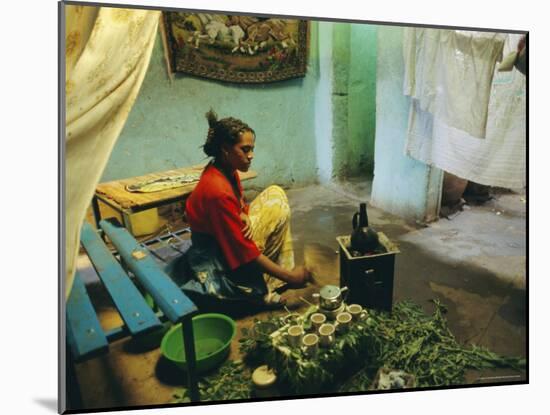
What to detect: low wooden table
<box><xmin>92</xmin><ymin>164</ymin><xmax>258</xmax><ymax>233</ymax></box>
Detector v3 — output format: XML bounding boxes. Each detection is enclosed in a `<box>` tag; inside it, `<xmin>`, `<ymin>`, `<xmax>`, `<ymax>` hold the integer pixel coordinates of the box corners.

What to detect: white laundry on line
<box><xmin>403</xmin><ymin>28</ymin><xmax>506</xmax><ymax>139</ymax></box>
<box><xmin>403</xmin><ymin>30</ymin><xmax>526</xmax><ymax>189</ymax></box>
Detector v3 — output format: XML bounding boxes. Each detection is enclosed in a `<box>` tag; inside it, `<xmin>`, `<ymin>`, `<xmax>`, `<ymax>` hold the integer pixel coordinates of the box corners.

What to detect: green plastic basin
<box><xmin>160</xmin><ymin>313</ymin><xmax>236</xmax><ymax>373</ymax></box>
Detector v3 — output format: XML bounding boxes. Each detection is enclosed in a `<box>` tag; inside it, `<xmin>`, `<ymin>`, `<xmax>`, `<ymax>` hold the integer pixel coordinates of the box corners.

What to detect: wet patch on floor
<box><xmin>429</xmin><ymin>282</ymin><xmax>506</xmax><ymax>343</ymax></box>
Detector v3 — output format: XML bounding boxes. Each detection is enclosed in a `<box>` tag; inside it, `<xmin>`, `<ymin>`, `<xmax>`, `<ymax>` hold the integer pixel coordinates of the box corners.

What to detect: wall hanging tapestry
<box><xmin>163</xmin><ymin>13</ymin><xmax>309</xmax><ymax>83</ymax></box>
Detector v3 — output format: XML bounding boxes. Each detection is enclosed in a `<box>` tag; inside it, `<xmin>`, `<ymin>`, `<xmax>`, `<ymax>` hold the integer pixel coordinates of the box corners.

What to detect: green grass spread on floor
<box><xmin>172</xmin><ymin>299</ymin><xmax>525</xmax><ymax>402</ymax></box>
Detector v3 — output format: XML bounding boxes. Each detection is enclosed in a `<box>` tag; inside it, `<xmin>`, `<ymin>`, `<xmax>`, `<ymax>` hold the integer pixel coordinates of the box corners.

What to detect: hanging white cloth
<box><xmin>64</xmin><ymin>5</ymin><xmax>160</xmax><ymax>298</ymax></box>
<box><xmin>403</xmin><ymin>30</ymin><xmax>526</xmax><ymax>189</ymax></box>
<box><xmin>403</xmin><ymin>28</ymin><xmax>506</xmax><ymax>139</ymax></box>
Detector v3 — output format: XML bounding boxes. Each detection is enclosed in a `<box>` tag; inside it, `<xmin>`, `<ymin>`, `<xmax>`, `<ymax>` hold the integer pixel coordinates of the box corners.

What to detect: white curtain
<box><xmin>65</xmin><ymin>5</ymin><xmax>160</xmax><ymax>298</ymax></box>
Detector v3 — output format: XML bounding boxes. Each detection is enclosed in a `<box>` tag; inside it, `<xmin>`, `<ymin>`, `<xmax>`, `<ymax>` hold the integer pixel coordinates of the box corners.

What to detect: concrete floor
<box><xmin>71</xmin><ymin>179</ymin><xmax>526</xmax><ymax>410</ymax></box>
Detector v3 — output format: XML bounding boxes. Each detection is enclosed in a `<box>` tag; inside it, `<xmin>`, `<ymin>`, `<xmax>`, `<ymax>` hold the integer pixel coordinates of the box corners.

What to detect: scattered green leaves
<box><xmin>173</xmin><ymin>299</ymin><xmax>526</xmax><ymax>402</ymax></box>
<box><xmin>172</xmin><ymin>360</ymin><xmax>252</xmax><ymax>403</ymax></box>
<box><xmin>348</xmin><ymin>299</ymin><xmax>526</xmax><ymax>388</ymax></box>
<box><xmin>238</xmin><ymin>299</ymin><xmax>526</xmax><ymax>394</ymax></box>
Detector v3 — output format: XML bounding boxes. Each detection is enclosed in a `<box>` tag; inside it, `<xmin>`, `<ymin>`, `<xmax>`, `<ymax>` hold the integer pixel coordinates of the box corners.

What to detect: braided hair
<box><xmin>203</xmin><ymin>109</ymin><xmax>255</xmax><ymax>159</ymax></box>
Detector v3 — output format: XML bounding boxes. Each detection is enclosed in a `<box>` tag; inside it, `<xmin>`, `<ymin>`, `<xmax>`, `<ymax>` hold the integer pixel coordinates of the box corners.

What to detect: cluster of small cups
<box><xmin>286</xmin><ymin>304</ymin><xmax>368</xmax><ymax>357</ymax></box>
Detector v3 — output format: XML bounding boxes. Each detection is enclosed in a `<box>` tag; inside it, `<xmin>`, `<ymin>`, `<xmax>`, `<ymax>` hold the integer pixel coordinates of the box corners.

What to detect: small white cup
<box><xmin>347</xmin><ymin>304</ymin><xmax>367</xmax><ymax>321</ymax></box>
<box><xmin>302</xmin><ymin>333</ymin><xmax>319</xmax><ymax>357</ymax></box>
<box><xmin>310</xmin><ymin>313</ymin><xmax>327</xmax><ymax>331</ymax></box>
<box><xmin>287</xmin><ymin>325</ymin><xmax>304</xmax><ymax>348</ymax></box>
<box><xmin>318</xmin><ymin>323</ymin><xmax>336</xmax><ymax>348</ymax></box>
<box><xmin>335</xmin><ymin>311</ymin><xmax>352</xmax><ymax>333</ymax></box>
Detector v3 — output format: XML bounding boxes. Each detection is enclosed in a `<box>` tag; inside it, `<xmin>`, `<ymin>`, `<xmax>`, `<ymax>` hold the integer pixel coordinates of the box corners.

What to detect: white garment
<box><xmin>403</xmin><ymin>28</ymin><xmax>505</xmax><ymax>139</ymax></box>
<box><xmin>405</xmin><ymin>34</ymin><xmax>526</xmax><ymax>188</ymax></box>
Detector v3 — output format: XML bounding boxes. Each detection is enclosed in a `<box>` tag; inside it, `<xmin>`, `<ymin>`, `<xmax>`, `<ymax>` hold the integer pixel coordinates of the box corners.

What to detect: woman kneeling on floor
<box><xmin>177</xmin><ymin>109</ymin><xmax>311</xmax><ymax>311</ymax></box>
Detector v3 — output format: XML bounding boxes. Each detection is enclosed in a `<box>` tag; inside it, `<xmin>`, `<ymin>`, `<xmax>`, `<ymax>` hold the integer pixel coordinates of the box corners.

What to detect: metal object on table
<box><xmin>312</xmin><ymin>284</ymin><xmax>348</xmax><ymax>320</ymax></box>
<box><xmin>313</xmin><ymin>284</ymin><xmax>348</xmax><ymax>310</ymax></box>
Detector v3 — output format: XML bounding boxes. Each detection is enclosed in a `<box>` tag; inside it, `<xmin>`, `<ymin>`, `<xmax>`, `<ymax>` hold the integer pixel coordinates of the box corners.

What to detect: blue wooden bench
<box><xmin>66</xmin><ymin>219</ymin><xmax>200</xmax><ymax>406</ymax></box>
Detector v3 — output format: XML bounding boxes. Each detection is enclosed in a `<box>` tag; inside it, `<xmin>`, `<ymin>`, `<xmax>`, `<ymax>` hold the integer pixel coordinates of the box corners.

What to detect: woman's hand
<box><xmin>287</xmin><ymin>265</ymin><xmax>312</xmax><ymax>287</ymax></box>
<box><xmin>240</xmin><ymin>212</ymin><xmax>252</xmax><ymax>239</ymax></box>
<box><xmin>254</xmin><ymin>255</ymin><xmax>312</xmax><ymax>287</ymax></box>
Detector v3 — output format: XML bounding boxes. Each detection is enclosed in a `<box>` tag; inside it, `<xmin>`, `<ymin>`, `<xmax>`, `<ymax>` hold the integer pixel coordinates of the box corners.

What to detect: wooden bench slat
<box><xmin>80</xmin><ymin>222</ymin><xmax>162</xmax><ymax>336</ymax></box>
<box><xmin>100</xmin><ymin>219</ymin><xmax>198</xmax><ymax>323</ymax></box>
<box><xmin>66</xmin><ymin>272</ymin><xmax>108</xmax><ymax>361</ymax></box>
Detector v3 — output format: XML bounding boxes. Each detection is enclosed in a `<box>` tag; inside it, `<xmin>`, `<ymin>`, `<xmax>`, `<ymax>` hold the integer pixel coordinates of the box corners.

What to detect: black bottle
<box><xmin>350</xmin><ymin>202</ymin><xmax>379</xmax><ymax>255</ymax></box>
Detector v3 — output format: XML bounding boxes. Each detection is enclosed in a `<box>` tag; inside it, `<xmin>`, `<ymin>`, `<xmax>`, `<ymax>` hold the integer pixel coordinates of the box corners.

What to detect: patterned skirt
<box><xmin>248</xmin><ymin>185</ymin><xmax>295</xmax><ymax>293</ymax></box>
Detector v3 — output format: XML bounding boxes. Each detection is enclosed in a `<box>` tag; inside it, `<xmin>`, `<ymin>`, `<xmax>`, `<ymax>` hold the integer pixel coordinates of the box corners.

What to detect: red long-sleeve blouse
<box><xmin>185</xmin><ymin>164</ymin><xmax>261</xmax><ymax>270</ymax></box>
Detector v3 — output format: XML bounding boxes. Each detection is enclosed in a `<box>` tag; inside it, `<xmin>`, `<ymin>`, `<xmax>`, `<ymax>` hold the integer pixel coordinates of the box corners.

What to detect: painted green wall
<box><xmin>370</xmin><ymin>26</ymin><xmax>442</xmax><ymax>222</ymax></box>
<box><xmin>101</xmin><ymin>20</ymin><xmax>378</xmax><ymax>188</ymax></box>
<box><xmin>331</xmin><ymin>23</ymin><xmax>351</xmax><ymax>178</ymax></box>
<box><xmin>331</xmin><ymin>23</ymin><xmax>377</xmax><ymax>178</ymax></box>
<box><xmin>101</xmin><ymin>23</ymin><xmax>322</xmax><ymax>189</ymax></box>
<box><xmin>348</xmin><ymin>24</ymin><xmax>377</xmax><ymax>175</ymax></box>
